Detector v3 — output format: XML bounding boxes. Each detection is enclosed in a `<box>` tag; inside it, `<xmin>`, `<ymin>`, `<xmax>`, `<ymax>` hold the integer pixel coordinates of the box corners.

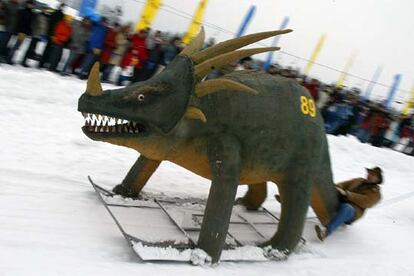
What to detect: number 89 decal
<box><xmin>300</xmin><ymin>96</ymin><xmax>316</xmax><ymax>117</ymax></box>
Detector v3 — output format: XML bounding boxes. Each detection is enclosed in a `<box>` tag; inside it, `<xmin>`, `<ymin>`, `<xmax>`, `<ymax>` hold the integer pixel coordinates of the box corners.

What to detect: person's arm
<box><xmin>344</xmin><ymin>188</ymin><xmax>381</xmax><ymax>209</ymax></box>
<box><xmin>336</xmin><ymin>178</ymin><xmax>362</xmax><ymax>190</ymax></box>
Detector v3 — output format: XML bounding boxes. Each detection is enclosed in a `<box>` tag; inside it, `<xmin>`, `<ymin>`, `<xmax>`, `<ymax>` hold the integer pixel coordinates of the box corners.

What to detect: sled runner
<box><xmin>89</xmin><ymin>176</ymin><xmax>305</xmax><ymax>263</ymax></box>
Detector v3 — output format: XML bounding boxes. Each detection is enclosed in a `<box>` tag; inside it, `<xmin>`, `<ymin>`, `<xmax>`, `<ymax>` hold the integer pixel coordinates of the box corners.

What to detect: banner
<box><xmin>79</xmin><ymin>0</ymin><xmax>98</xmax><ymax>17</ymax></box>
<box><xmin>336</xmin><ymin>52</ymin><xmax>357</xmax><ymax>88</ymax></box>
<box><xmin>135</xmin><ymin>0</ymin><xmax>162</xmax><ymax>31</ymax></box>
<box><xmin>402</xmin><ymin>84</ymin><xmax>414</xmax><ymax>115</ymax></box>
<box><xmin>182</xmin><ymin>0</ymin><xmax>209</xmax><ymax>45</ymax></box>
<box><xmin>304</xmin><ymin>34</ymin><xmax>327</xmax><ymax>75</ymax></box>
<box><xmin>235</xmin><ymin>5</ymin><xmax>256</xmax><ymax>38</ymax></box>
<box><xmin>263</xmin><ymin>16</ymin><xmax>290</xmax><ymax>70</ymax></box>
<box><xmin>385</xmin><ymin>74</ymin><xmax>402</xmax><ymax>108</ymax></box>
<box><xmin>364</xmin><ymin>66</ymin><xmax>383</xmax><ymax>100</ymax></box>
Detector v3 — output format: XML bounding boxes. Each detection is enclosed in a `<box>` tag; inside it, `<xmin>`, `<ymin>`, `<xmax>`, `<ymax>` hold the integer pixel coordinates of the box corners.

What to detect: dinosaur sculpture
<box><xmin>78</xmin><ymin>28</ymin><xmax>339</xmax><ymax>263</ymax></box>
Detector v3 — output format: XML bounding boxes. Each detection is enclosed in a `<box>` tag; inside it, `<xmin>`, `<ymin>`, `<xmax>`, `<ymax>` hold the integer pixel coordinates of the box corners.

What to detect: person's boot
<box><xmin>315</xmin><ymin>225</ymin><xmax>328</xmax><ymax>241</ymax></box>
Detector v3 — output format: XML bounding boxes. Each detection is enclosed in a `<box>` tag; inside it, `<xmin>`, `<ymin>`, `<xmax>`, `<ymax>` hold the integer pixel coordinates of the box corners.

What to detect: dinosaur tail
<box><xmin>310</xmin><ymin>143</ymin><xmax>340</xmax><ymax>225</ymax></box>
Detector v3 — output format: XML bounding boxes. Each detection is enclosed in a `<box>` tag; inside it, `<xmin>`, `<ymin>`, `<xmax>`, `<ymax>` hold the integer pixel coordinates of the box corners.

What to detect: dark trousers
<box><xmin>79</xmin><ymin>51</ymin><xmax>98</xmax><ymax>77</ymax></box>
<box><xmin>102</xmin><ymin>64</ymin><xmax>115</xmax><ymax>81</ymax></box>
<box><xmin>48</xmin><ymin>44</ymin><xmax>63</xmax><ymax>71</ymax></box>
<box><xmin>21</xmin><ymin>36</ymin><xmax>40</xmax><ymax>66</ymax></box>
<box><xmin>38</xmin><ymin>38</ymin><xmax>52</xmax><ymax>68</ymax></box>
<box><xmin>0</xmin><ymin>31</ymin><xmax>13</xmax><ymax>58</ymax></box>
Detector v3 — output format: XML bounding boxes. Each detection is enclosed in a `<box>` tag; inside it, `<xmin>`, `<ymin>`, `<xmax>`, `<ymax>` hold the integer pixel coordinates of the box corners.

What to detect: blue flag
<box><xmin>385</xmin><ymin>74</ymin><xmax>402</xmax><ymax>108</ymax></box>
<box><xmin>79</xmin><ymin>0</ymin><xmax>98</xmax><ymax>17</ymax></box>
<box><xmin>236</xmin><ymin>6</ymin><xmax>256</xmax><ymax>38</ymax></box>
<box><xmin>263</xmin><ymin>16</ymin><xmax>290</xmax><ymax>70</ymax></box>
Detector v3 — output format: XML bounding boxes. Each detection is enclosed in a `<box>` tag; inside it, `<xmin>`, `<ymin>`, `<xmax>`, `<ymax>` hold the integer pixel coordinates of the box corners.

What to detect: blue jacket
<box><xmin>88</xmin><ymin>21</ymin><xmax>107</xmax><ymax>51</ymax></box>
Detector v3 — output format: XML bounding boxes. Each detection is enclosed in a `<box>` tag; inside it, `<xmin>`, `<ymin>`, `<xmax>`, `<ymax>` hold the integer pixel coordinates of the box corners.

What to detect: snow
<box><xmin>1</xmin><ymin>65</ymin><xmax>414</xmax><ymax>275</ymax></box>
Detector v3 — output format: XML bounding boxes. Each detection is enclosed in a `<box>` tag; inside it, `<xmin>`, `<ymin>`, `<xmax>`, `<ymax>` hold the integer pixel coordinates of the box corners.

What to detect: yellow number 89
<box><xmin>300</xmin><ymin>96</ymin><xmax>316</xmax><ymax>118</ymax></box>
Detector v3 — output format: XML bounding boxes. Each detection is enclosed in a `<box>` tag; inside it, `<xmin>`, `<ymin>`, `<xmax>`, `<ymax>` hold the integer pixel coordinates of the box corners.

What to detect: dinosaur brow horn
<box><xmin>194</xmin><ymin>47</ymin><xmax>280</xmax><ymax>80</ymax></box>
<box><xmin>179</xmin><ymin>27</ymin><xmax>206</xmax><ymax>57</ymax></box>
<box><xmin>195</xmin><ymin>78</ymin><xmax>258</xmax><ymax>97</ymax></box>
<box><xmin>86</xmin><ymin>62</ymin><xmax>103</xmax><ymax>97</ymax></box>
<box><xmin>191</xmin><ymin>29</ymin><xmax>292</xmax><ymax>64</ymax></box>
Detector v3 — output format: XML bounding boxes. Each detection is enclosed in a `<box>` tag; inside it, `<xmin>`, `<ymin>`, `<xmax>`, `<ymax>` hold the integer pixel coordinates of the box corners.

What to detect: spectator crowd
<box><xmin>1</xmin><ymin>0</ymin><xmax>413</xmax><ymax>156</ymax></box>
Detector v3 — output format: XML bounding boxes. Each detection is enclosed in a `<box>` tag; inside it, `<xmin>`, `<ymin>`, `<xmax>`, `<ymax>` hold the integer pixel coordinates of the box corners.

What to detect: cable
<box><xmin>127</xmin><ymin>0</ymin><xmax>410</xmax><ymax>95</ymax></box>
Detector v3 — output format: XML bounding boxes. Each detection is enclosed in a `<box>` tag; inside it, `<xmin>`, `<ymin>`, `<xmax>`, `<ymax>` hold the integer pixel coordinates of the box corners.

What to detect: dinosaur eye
<box><xmin>137</xmin><ymin>94</ymin><xmax>145</xmax><ymax>102</ymax></box>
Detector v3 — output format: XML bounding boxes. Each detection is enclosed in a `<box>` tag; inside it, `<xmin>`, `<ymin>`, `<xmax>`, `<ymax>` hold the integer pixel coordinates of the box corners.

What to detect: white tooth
<box><xmin>117</xmin><ymin>119</ymin><xmax>122</xmax><ymax>125</ymax></box>
<box><xmin>132</xmin><ymin>122</ymin><xmax>137</xmax><ymax>128</ymax></box>
<box><xmin>94</xmin><ymin>126</ymin><xmax>98</xmax><ymax>132</ymax></box>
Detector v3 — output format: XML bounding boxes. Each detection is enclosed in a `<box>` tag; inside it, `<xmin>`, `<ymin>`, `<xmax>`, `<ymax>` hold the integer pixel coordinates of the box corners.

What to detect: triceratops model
<box><xmin>78</xmin><ymin>28</ymin><xmax>339</xmax><ymax>263</ymax></box>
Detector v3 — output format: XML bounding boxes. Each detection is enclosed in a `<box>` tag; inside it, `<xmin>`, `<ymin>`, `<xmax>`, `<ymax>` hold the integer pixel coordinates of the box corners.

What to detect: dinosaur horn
<box><xmin>191</xmin><ymin>29</ymin><xmax>292</xmax><ymax>64</ymax></box>
<box><xmin>184</xmin><ymin>106</ymin><xmax>207</xmax><ymax>123</ymax></box>
<box><xmin>194</xmin><ymin>47</ymin><xmax>280</xmax><ymax>80</ymax></box>
<box><xmin>195</xmin><ymin>78</ymin><xmax>258</xmax><ymax>97</ymax></box>
<box><xmin>86</xmin><ymin>62</ymin><xmax>103</xmax><ymax>97</ymax></box>
<box><xmin>179</xmin><ymin>27</ymin><xmax>206</xmax><ymax>57</ymax></box>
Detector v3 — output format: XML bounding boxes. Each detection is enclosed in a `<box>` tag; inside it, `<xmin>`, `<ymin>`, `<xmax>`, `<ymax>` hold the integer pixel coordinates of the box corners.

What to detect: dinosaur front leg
<box><xmin>239</xmin><ymin>182</ymin><xmax>267</xmax><ymax>210</ymax></box>
<box><xmin>265</xmin><ymin>170</ymin><xmax>311</xmax><ymax>255</ymax></box>
<box><xmin>198</xmin><ymin>136</ymin><xmax>241</xmax><ymax>263</ymax></box>
<box><xmin>113</xmin><ymin>155</ymin><xmax>161</xmax><ymax>197</ymax></box>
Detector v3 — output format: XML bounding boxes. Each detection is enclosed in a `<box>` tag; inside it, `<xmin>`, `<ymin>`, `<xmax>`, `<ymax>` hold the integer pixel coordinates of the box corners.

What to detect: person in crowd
<box><xmin>141</xmin><ymin>29</ymin><xmax>164</xmax><ymax>80</ymax></box>
<box><xmin>162</xmin><ymin>36</ymin><xmax>181</xmax><ymax>65</ymax></box>
<box><xmin>123</xmin><ymin>28</ymin><xmax>148</xmax><ymax>83</ymax></box>
<box><xmin>370</xmin><ymin>108</ymin><xmax>391</xmax><ymax>147</ymax></box>
<box><xmin>6</xmin><ymin>0</ymin><xmax>35</xmax><ymax>64</ymax></box>
<box><xmin>20</xmin><ymin>6</ymin><xmax>49</xmax><ymax>67</ymax></box>
<box><xmin>315</xmin><ymin>167</ymin><xmax>383</xmax><ymax>241</ymax></box>
<box><xmin>101</xmin><ymin>23</ymin><xmax>130</xmax><ymax>82</ymax></box>
<box><xmin>78</xmin><ymin>16</ymin><xmax>108</xmax><ymax>79</ymax></box>
<box><xmin>0</xmin><ymin>1</ymin><xmax>6</xmax><ymax>33</ymax></box>
<box><xmin>0</xmin><ymin>0</ymin><xmax>20</xmax><ymax>62</ymax></box>
<box><xmin>323</xmin><ymin>98</ymin><xmax>353</xmax><ymax>135</ymax></box>
<box><xmin>61</xmin><ymin>17</ymin><xmax>91</xmax><ymax>75</ymax></box>
<box><xmin>100</xmin><ymin>22</ymin><xmax>119</xmax><ymax>81</ymax></box>
<box><xmin>38</xmin><ymin>3</ymin><xmax>65</xmax><ymax>68</ymax></box>
<box><xmin>47</xmin><ymin>14</ymin><xmax>72</xmax><ymax>72</ymax></box>
<box><xmin>304</xmin><ymin>78</ymin><xmax>320</xmax><ymax>101</ymax></box>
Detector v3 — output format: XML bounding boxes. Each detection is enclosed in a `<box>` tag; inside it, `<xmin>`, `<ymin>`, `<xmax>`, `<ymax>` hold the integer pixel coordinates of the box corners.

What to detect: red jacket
<box><xmin>100</xmin><ymin>29</ymin><xmax>117</xmax><ymax>64</ymax></box>
<box><xmin>53</xmin><ymin>20</ymin><xmax>72</xmax><ymax>46</ymax></box>
<box><xmin>121</xmin><ymin>33</ymin><xmax>148</xmax><ymax>69</ymax></box>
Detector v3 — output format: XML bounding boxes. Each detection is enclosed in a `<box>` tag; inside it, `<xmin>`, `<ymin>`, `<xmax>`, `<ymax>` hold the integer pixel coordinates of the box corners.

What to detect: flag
<box><xmin>402</xmin><ymin>84</ymin><xmax>414</xmax><ymax>115</ymax></box>
<box><xmin>385</xmin><ymin>74</ymin><xmax>402</xmax><ymax>108</ymax></box>
<box><xmin>182</xmin><ymin>0</ymin><xmax>209</xmax><ymax>45</ymax></box>
<box><xmin>304</xmin><ymin>34</ymin><xmax>327</xmax><ymax>75</ymax></box>
<box><xmin>336</xmin><ymin>52</ymin><xmax>357</xmax><ymax>88</ymax></box>
<box><xmin>263</xmin><ymin>16</ymin><xmax>290</xmax><ymax>70</ymax></box>
<box><xmin>135</xmin><ymin>0</ymin><xmax>162</xmax><ymax>31</ymax></box>
<box><xmin>364</xmin><ymin>66</ymin><xmax>383</xmax><ymax>100</ymax></box>
<box><xmin>235</xmin><ymin>5</ymin><xmax>256</xmax><ymax>38</ymax></box>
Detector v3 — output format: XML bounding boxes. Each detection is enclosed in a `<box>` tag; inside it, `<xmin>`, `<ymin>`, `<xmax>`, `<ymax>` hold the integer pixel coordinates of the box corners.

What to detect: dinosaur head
<box><xmin>77</xmin><ymin>28</ymin><xmax>292</xmax><ymax>153</ymax></box>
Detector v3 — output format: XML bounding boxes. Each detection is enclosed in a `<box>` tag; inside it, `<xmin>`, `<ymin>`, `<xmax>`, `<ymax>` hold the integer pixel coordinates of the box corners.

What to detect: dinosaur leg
<box><xmin>265</xmin><ymin>170</ymin><xmax>311</xmax><ymax>254</ymax></box>
<box><xmin>198</xmin><ymin>136</ymin><xmax>241</xmax><ymax>263</ymax></box>
<box><xmin>240</xmin><ymin>183</ymin><xmax>267</xmax><ymax>210</ymax></box>
<box><xmin>113</xmin><ymin>155</ymin><xmax>161</xmax><ymax>197</ymax></box>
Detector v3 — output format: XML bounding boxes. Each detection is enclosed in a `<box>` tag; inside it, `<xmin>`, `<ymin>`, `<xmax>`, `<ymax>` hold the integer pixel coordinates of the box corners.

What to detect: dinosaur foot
<box><xmin>112</xmin><ymin>184</ymin><xmax>141</xmax><ymax>198</ymax></box>
<box><xmin>259</xmin><ymin>240</ymin><xmax>290</xmax><ymax>260</ymax></box>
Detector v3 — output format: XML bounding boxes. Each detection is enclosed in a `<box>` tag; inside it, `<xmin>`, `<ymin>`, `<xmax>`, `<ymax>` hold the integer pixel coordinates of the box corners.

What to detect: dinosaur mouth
<box><xmin>81</xmin><ymin>112</ymin><xmax>147</xmax><ymax>135</ymax></box>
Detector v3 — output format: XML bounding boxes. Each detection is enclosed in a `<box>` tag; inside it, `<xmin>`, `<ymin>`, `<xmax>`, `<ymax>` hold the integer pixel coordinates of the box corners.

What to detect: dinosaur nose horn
<box><xmin>86</xmin><ymin>62</ymin><xmax>103</xmax><ymax>97</ymax></box>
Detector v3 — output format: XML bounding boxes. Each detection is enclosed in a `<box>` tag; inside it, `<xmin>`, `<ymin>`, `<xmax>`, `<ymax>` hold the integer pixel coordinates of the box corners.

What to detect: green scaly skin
<box><xmin>78</xmin><ymin>56</ymin><xmax>339</xmax><ymax>263</ymax></box>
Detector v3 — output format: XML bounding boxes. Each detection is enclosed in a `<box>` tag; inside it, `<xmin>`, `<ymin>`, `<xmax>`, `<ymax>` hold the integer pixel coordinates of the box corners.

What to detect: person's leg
<box><xmin>21</xmin><ymin>37</ymin><xmax>39</xmax><ymax>66</ymax></box>
<box><xmin>6</xmin><ymin>36</ymin><xmax>23</xmax><ymax>64</ymax></box>
<box><xmin>79</xmin><ymin>52</ymin><xmax>97</xmax><ymax>78</ymax></box>
<box><xmin>0</xmin><ymin>31</ymin><xmax>12</xmax><ymax>59</ymax></box>
<box><xmin>102</xmin><ymin>64</ymin><xmax>114</xmax><ymax>82</ymax></box>
<box><xmin>326</xmin><ymin>203</ymin><xmax>356</xmax><ymax>235</ymax></box>
<box><xmin>38</xmin><ymin>39</ymin><xmax>52</xmax><ymax>68</ymax></box>
<box><xmin>49</xmin><ymin>44</ymin><xmax>63</xmax><ymax>72</ymax></box>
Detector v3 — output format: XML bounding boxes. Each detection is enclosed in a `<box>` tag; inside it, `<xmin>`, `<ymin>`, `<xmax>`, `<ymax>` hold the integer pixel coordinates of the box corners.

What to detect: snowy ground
<box><xmin>1</xmin><ymin>65</ymin><xmax>414</xmax><ymax>275</ymax></box>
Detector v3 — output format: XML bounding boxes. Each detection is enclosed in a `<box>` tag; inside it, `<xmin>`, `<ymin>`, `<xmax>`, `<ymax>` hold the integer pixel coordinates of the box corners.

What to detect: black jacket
<box><xmin>16</xmin><ymin>7</ymin><xmax>35</xmax><ymax>35</ymax></box>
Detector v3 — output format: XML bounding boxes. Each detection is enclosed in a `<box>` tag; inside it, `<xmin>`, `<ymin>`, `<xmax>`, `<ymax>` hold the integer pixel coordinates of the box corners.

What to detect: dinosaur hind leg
<box><xmin>265</xmin><ymin>169</ymin><xmax>312</xmax><ymax>254</ymax></box>
<box><xmin>240</xmin><ymin>182</ymin><xmax>267</xmax><ymax>210</ymax></box>
<box><xmin>113</xmin><ymin>155</ymin><xmax>161</xmax><ymax>197</ymax></box>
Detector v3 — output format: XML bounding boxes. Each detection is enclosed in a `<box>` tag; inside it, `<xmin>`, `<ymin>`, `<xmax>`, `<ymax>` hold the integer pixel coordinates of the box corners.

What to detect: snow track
<box><xmin>1</xmin><ymin>65</ymin><xmax>413</xmax><ymax>275</ymax></box>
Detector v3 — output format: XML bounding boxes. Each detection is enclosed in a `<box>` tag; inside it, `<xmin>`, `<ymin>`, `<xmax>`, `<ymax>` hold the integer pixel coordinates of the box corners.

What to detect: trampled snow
<box><xmin>1</xmin><ymin>65</ymin><xmax>413</xmax><ymax>275</ymax></box>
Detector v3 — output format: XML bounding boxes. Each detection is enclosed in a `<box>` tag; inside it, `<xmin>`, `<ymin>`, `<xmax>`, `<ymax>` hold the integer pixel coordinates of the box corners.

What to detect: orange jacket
<box><xmin>53</xmin><ymin>20</ymin><xmax>72</xmax><ymax>46</ymax></box>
